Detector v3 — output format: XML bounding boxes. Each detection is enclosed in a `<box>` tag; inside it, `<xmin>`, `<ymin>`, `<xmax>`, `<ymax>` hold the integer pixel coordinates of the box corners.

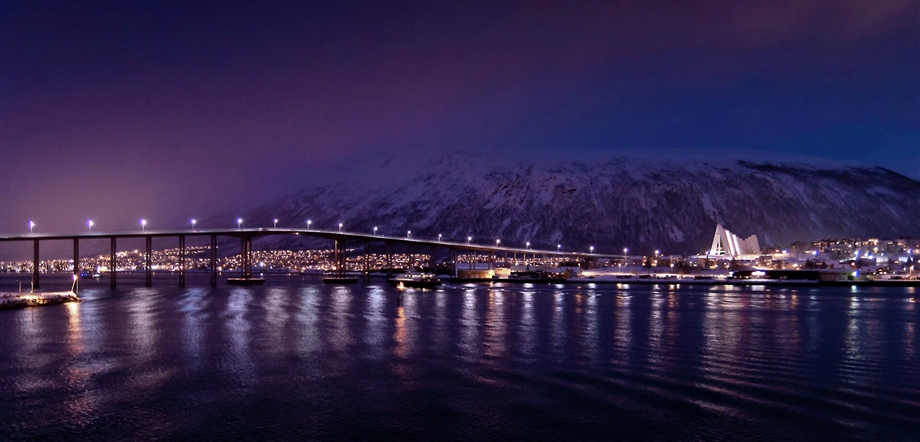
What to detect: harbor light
<box><xmin>237</xmin><ymin>218</ymin><xmax>243</xmax><ymax>229</ymax></box>
<box><xmin>29</xmin><ymin>221</ymin><xmax>35</xmax><ymax>233</ymax></box>
<box><xmin>141</xmin><ymin>219</ymin><xmax>147</xmax><ymax>231</ymax></box>
<box><xmin>655</xmin><ymin>249</ymin><xmax>660</xmax><ymax>255</ymax></box>
<box><xmin>88</xmin><ymin>220</ymin><xmax>94</xmax><ymax>231</ymax></box>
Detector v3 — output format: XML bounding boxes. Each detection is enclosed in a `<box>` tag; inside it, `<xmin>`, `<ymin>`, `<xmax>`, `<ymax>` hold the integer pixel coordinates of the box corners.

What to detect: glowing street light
<box><xmin>28</xmin><ymin>221</ymin><xmax>35</xmax><ymax>233</ymax></box>
<box><xmin>623</xmin><ymin>248</ymin><xmax>628</xmax><ymax>256</ymax></box>
<box><xmin>526</xmin><ymin>241</ymin><xmax>530</xmax><ymax>249</ymax></box>
<box><xmin>557</xmin><ymin>244</ymin><xmax>561</xmax><ymax>251</ymax></box>
<box><xmin>407</xmin><ymin>230</ymin><xmax>411</xmax><ymax>238</ymax></box>
<box><xmin>590</xmin><ymin>246</ymin><xmax>594</xmax><ymax>253</ymax></box>
<box><xmin>338</xmin><ymin>223</ymin><xmax>343</xmax><ymax>232</ymax></box>
<box><xmin>307</xmin><ymin>219</ymin><xmax>312</xmax><ymax>229</ymax></box>
<box><xmin>88</xmin><ymin>220</ymin><xmax>94</xmax><ymax>231</ymax></box>
<box><xmin>237</xmin><ymin>218</ymin><xmax>243</xmax><ymax>229</ymax></box>
<box><xmin>655</xmin><ymin>249</ymin><xmax>660</xmax><ymax>256</ymax></box>
<box><xmin>438</xmin><ymin>234</ymin><xmax>442</xmax><ymax>241</ymax></box>
<box><xmin>191</xmin><ymin>219</ymin><xmax>196</xmax><ymax>229</ymax></box>
<box><xmin>141</xmin><ymin>219</ymin><xmax>147</xmax><ymax>231</ymax></box>
<box><xmin>495</xmin><ymin>239</ymin><xmax>501</xmax><ymax>246</ymax></box>
<box><xmin>273</xmin><ymin>219</ymin><xmax>278</xmax><ymax>228</ymax></box>
<box><xmin>373</xmin><ymin>226</ymin><xmax>378</xmax><ymax>235</ymax></box>
<box><xmin>467</xmin><ymin>236</ymin><xmax>472</xmax><ymax>244</ymax></box>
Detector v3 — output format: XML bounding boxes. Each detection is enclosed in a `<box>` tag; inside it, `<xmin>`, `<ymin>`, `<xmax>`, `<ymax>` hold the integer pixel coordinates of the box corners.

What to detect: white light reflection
<box><xmin>483</xmin><ymin>289</ymin><xmax>507</xmax><ymax>359</ymax></box>
<box><xmin>519</xmin><ymin>290</ymin><xmax>536</xmax><ymax>359</ymax></box>
<box><xmin>459</xmin><ymin>288</ymin><xmax>481</xmax><ymax>362</ymax></box>
<box><xmin>363</xmin><ymin>286</ymin><xmax>388</xmax><ymax>360</ymax></box>
<box><xmin>294</xmin><ymin>286</ymin><xmax>321</xmax><ymax>357</ymax></box>
<box><xmin>224</xmin><ymin>287</ymin><xmax>255</xmax><ymax>390</ymax></box>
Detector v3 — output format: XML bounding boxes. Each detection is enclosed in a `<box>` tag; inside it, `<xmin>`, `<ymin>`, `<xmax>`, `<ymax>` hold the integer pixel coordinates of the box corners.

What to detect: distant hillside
<box><xmin>235</xmin><ymin>150</ymin><xmax>920</xmax><ymax>255</ymax></box>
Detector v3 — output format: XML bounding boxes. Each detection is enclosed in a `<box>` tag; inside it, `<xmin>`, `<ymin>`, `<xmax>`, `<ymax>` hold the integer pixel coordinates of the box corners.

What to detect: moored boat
<box><xmin>389</xmin><ymin>270</ymin><xmax>442</xmax><ymax>288</ymax></box>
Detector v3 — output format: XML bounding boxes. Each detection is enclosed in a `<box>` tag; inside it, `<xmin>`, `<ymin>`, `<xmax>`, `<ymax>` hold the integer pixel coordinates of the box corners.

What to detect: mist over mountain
<box><xmin>237</xmin><ymin>150</ymin><xmax>920</xmax><ymax>255</ymax></box>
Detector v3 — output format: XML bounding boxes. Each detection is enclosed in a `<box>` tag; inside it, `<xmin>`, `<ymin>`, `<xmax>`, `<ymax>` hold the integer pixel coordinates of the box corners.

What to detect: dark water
<box><xmin>1</xmin><ymin>274</ymin><xmax>918</xmax><ymax>441</ymax></box>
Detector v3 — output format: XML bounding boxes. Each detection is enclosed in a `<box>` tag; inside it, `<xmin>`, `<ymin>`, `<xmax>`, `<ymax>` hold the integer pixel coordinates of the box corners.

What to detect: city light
<box><xmin>307</xmin><ymin>220</ymin><xmax>312</xmax><ymax>229</ymax></box>
<box><xmin>88</xmin><ymin>220</ymin><xmax>94</xmax><ymax>231</ymax></box>
<box><xmin>338</xmin><ymin>223</ymin><xmax>343</xmax><ymax>232</ymax></box>
<box><xmin>237</xmin><ymin>218</ymin><xmax>243</xmax><ymax>229</ymax></box>
<box><xmin>273</xmin><ymin>219</ymin><xmax>278</xmax><ymax>228</ymax></box>
<box><xmin>590</xmin><ymin>246</ymin><xmax>594</xmax><ymax>253</ymax></box>
<box><xmin>191</xmin><ymin>219</ymin><xmax>196</xmax><ymax>229</ymax></box>
<box><xmin>374</xmin><ymin>226</ymin><xmax>378</xmax><ymax>235</ymax></box>
<box><xmin>557</xmin><ymin>244</ymin><xmax>561</xmax><ymax>251</ymax></box>
<box><xmin>467</xmin><ymin>236</ymin><xmax>472</xmax><ymax>244</ymax></box>
<box><xmin>29</xmin><ymin>221</ymin><xmax>34</xmax><ymax>233</ymax></box>
<box><xmin>407</xmin><ymin>230</ymin><xmax>411</xmax><ymax>238</ymax></box>
<box><xmin>141</xmin><ymin>219</ymin><xmax>147</xmax><ymax>231</ymax></box>
<box><xmin>496</xmin><ymin>239</ymin><xmax>500</xmax><ymax>246</ymax></box>
<box><xmin>526</xmin><ymin>241</ymin><xmax>530</xmax><ymax>249</ymax></box>
<box><xmin>623</xmin><ymin>248</ymin><xmax>628</xmax><ymax>256</ymax></box>
<box><xmin>655</xmin><ymin>249</ymin><xmax>660</xmax><ymax>255</ymax></box>
<box><xmin>438</xmin><ymin>234</ymin><xmax>442</xmax><ymax>241</ymax></box>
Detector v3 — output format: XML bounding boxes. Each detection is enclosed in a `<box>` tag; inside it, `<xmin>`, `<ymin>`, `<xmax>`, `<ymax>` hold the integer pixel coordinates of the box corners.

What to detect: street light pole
<box><xmin>141</xmin><ymin>219</ymin><xmax>147</xmax><ymax>232</ymax></box>
<box><xmin>88</xmin><ymin>220</ymin><xmax>94</xmax><ymax>231</ymax></box>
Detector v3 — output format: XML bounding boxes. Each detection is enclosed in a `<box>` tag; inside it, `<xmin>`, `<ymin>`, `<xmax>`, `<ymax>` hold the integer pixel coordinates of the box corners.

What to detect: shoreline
<box><xmin>0</xmin><ymin>292</ymin><xmax>80</xmax><ymax>310</ymax></box>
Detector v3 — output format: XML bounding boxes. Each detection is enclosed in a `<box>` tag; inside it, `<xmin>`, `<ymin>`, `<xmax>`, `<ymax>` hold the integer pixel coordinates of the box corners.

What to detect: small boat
<box><xmin>389</xmin><ymin>270</ymin><xmax>442</xmax><ymax>288</ymax></box>
<box><xmin>79</xmin><ymin>271</ymin><xmax>102</xmax><ymax>279</ymax></box>
<box><xmin>322</xmin><ymin>273</ymin><xmax>358</xmax><ymax>284</ymax></box>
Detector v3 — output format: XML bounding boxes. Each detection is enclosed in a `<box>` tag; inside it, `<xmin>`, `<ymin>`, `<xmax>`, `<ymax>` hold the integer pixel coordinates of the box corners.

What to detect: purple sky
<box><xmin>1</xmin><ymin>1</ymin><xmax>918</xmax><ymax>243</ymax></box>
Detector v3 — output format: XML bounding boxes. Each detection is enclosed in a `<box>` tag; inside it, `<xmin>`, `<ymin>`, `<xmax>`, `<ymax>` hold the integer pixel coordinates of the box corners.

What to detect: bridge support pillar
<box><xmin>145</xmin><ymin>236</ymin><xmax>152</xmax><ymax>287</ymax></box>
<box><xmin>179</xmin><ymin>235</ymin><xmax>186</xmax><ymax>288</ymax></box>
<box><xmin>209</xmin><ymin>235</ymin><xmax>217</xmax><ymax>286</ymax></box>
<box><xmin>32</xmin><ymin>239</ymin><xmax>40</xmax><ymax>290</ymax></box>
<box><xmin>363</xmin><ymin>240</ymin><xmax>369</xmax><ymax>283</ymax></box>
<box><xmin>73</xmin><ymin>238</ymin><xmax>80</xmax><ymax>279</ymax></box>
<box><xmin>110</xmin><ymin>237</ymin><xmax>117</xmax><ymax>287</ymax></box>
<box><xmin>385</xmin><ymin>242</ymin><xmax>391</xmax><ymax>278</ymax></box>
<box><xmin>241</xmin><ymin>236</ymin><xmax>252</xmax><ymax>279</ymax></box>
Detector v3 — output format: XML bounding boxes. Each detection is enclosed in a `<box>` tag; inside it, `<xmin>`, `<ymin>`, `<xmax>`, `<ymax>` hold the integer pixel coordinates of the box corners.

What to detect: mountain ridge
<box><xmin>234</xmin><ymin>150</ymin><xmax>920</xmax><ymax>254</ymax></box>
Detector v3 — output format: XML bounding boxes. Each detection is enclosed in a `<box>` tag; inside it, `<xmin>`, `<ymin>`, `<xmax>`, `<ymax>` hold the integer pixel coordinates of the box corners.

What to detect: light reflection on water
<box><xmin>0</xmin><ymin>275</ymin><xmax>918</xmax><ymax>441</ymax></box>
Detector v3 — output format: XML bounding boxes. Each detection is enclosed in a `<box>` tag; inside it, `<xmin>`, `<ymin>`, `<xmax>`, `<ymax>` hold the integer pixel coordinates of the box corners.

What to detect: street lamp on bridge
<box><xmin>237</xmin><ymin>218</ymin><xmax>243</xmax><ymax>229</ymax></box>
<box><xmin>29</xmin><ymin>221</ymin><xmax>35</xmax><ymax>233</ymax></box>
<box><xmin>307</xmin><ymin>220</ymin><xmax>312</xmax><ymax>229</ymax></box>
<box><xmin>467</xmin><ymin>236</ymin><xmax>472</xmax><ymax>244</ymax></box>
<box><xmin>407</xmin><ymin>230</ymin><xmax>411</xmax><ymax>239</ymax></box>
<box><xmin>141</xmin><ymin>219</ymin><xmax>147</xmax><ymax>232</ymax></box>
<box><xmin>374</xmin><ymin>226</ymin><xmax>378</xmax><ymax>235</ymax></box>
<box><xmin>526</xmin><ymin>241</ymin><xmax>530</xmax><ymax>249</ymax></box>
<box><xmin>273</xmin><ymin>219</ymin><xmax>278</xmax><ymax>228</ymax></box>
<box><xmin>495</xmin><ymin>239</ymin><xmax>500</xmax><ymax>247</ymax></box>
<box><xmin>338</xmin><ymin>223</ymin><xmax>343</xmax><ymax>232</ymax></box>
<box><xmin>438</xmin><ymin>234</ymin><xmax>442</xmax><ymax>241</ymax></box>
<box><xmin>88</xmin><ymin>220</ymin><xmax>94</xmax><ymax>231</ymax></box>
<box><xmin>191</xmin><ymin>219</ymin><xmax>196</xmax><ymax>229</ymax></box>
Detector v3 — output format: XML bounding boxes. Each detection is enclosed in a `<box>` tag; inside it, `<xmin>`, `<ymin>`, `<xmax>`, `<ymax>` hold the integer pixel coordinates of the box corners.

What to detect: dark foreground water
<box><xmin>1</xmin><ymin>274</ymin><xmax>918</xmax><ymax>441</ymax></box>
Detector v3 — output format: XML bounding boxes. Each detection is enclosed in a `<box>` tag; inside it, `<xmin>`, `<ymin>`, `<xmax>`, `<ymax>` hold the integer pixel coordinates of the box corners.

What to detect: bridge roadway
<box><xmin>0</xmin><ymin>228</ymin><xmax>619</xmax><ymax>289</ymax></box>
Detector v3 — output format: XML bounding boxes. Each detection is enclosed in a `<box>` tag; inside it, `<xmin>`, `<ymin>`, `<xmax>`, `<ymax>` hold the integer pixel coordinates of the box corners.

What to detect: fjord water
<box><xmin>1</xmin><ymin>275</ymin><xmax>918</xmax><ymax>441</ymax></box>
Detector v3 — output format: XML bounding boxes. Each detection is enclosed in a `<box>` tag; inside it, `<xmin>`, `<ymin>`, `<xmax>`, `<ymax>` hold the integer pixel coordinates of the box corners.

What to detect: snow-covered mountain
<box><xmin>238</xmin><ymin>150</ymin><xmax>920</xmax><ymax>254</ymax></box>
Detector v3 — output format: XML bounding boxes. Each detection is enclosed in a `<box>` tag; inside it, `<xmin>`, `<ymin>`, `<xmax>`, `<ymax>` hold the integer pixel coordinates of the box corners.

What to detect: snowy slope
<box><xmin>240</xmin><ymin>150</ymin><xmax>920</xmax><ymax>254</ymax></box>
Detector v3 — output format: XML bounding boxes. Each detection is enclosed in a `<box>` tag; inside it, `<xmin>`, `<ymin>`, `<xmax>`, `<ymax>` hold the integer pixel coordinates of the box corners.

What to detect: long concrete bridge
<box><xmin>0</xmin><ymin>228</ymin><xmax>621</xmax><ymax>288</ymax></box>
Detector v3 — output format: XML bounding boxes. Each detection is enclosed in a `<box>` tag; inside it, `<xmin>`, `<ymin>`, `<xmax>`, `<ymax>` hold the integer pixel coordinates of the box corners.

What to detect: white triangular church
<box><xmin>709</xmin><ymin>224</ymin><xmax>761</xmax><ymax>257</ymax></box>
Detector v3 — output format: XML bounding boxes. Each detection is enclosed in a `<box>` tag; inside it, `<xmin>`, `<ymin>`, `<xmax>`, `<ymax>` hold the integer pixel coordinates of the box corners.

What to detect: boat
<box><xmin>322</xmin><ymin>273</ymin><xmax>358</xmax><ymax>284</ymax></box>
<box><xmin>389</xmin><ymin>270</ymin><xmax>442</xmax><ymax>288</ymax></box>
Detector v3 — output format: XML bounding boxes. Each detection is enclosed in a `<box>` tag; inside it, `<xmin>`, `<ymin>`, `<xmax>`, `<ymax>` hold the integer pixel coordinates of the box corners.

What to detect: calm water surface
<box><xmin>1</xmin><ymin>274</ymin><xmax>918</xmax><ymax>441</ymax></box>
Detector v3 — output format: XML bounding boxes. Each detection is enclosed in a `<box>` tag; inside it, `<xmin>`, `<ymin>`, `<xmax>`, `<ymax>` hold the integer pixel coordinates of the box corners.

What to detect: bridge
<box><xmin>0</xmin><ymin>228</ymin><xmax>621</xmax><ymax>288</ymax></box>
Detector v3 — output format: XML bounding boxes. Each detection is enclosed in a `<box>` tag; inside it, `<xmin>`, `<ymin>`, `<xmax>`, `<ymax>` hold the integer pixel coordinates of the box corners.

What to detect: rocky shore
<box><xmin>0</xmin><ymin>292</ymin><xmax>80</xmax><ymax>310</ymax></box>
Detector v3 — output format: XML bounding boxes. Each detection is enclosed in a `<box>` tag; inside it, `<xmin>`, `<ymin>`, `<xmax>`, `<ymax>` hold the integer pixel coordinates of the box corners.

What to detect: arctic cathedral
<box><xmin>709</xmin><ymin>224</ymin><xmax>761</xmax><ymax>258</ymax></box>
